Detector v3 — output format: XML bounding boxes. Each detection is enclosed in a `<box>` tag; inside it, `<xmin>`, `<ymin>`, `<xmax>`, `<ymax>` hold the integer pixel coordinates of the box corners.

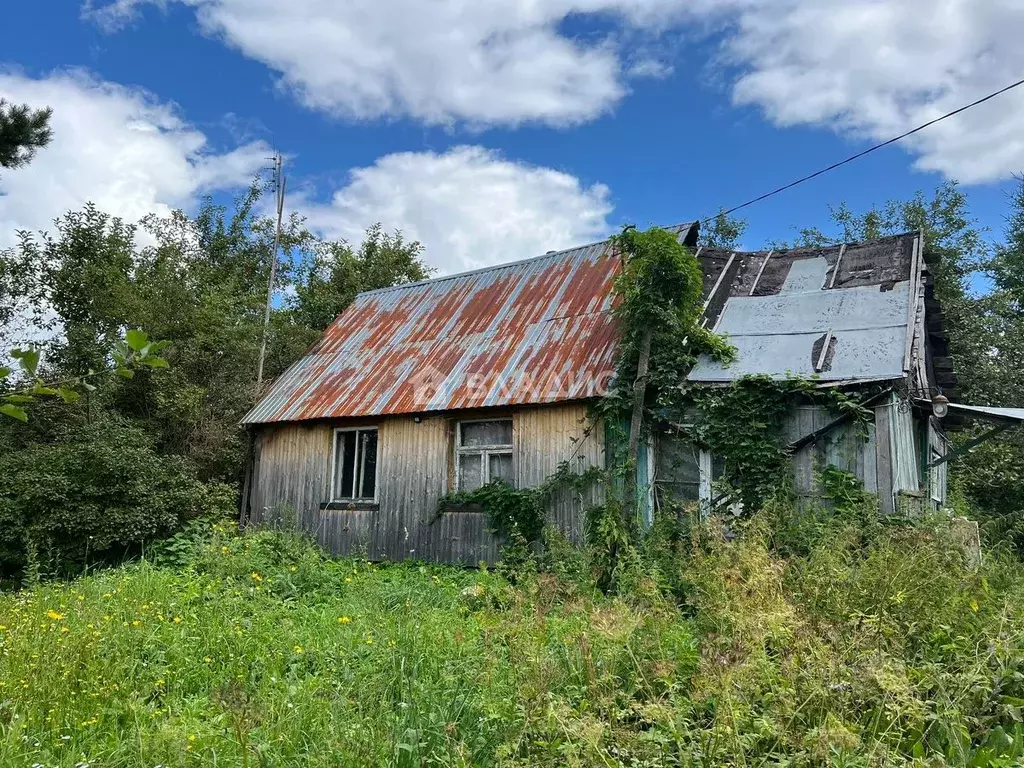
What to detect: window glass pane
<box><xmin>335</xmin><ymin>431</ymin><xmax>356</xmax><ymax>499</ymax></box>
<box><xmin>359</xmin><ymin>430</ymin><xmax>378</xmax><ymax>498</ymax></box>
<box><xmin>459</xmin><ymin>453</ymin><xmax>483</xmax><ymax>492</ymax></box>
<box><xmin>489</xmin><ymin>452</ymin><xmax>514</xmax><ymax>485</ymax></box>
<box><xmin>712</xmin><ymin>455</ymin><xmax>726</xmax><ymax>479</ymax></box>
<box><xmin>460</xmin><ymin>420</ymin><xmax>512</xmax><ymax>447</ymax></box>
<box><xmin>656</xmin><ymin>434</ymin><xmax>700</xmax><ymax>484</ymax></box>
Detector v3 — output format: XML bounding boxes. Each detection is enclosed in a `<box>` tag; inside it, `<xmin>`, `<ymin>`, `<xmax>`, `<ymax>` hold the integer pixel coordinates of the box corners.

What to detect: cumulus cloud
<box><xmin>0</xmin><ymin>69</ymin><xmax>269</xmax><ymax>247</ymax></box>
<box><xmin>716</xmin><ymin>0</ymin><xmax>1024</xmax><ymax>183</ymax></box>
<box><xmin>82</xmin><ymin>0</ymin><xmax>685</xmax><ymax>127</ymax></box>
<box><xmin>86</xmin><ymin>0</ymin><xmax>1024</xmax><ymax>183</ymax></box>
<box><xmin>297</xmin><ymin>146</ymin><xmax>613</xmax><ymax>274</ymax></box>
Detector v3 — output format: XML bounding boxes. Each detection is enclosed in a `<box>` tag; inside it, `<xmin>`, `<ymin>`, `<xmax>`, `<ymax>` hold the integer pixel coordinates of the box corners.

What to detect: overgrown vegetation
<box><xmin>687</xmin><ymin>376</ymin><xmax>873</xmax><ymax>513</ymax></box>
<box><xmin>0</xmin><ymin>187</ymin><xmax>430</xmax><ymax>581</ymax></box>
<box><xmin>4</xmin><ymin>507</ymin><xmax>1024</xmax><ymax>766</ymax></box>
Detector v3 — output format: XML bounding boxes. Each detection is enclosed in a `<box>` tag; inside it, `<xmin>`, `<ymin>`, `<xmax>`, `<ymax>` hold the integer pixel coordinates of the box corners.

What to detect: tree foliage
<box><xmin>0</xmin><ymin>419</ymin><xmax>232</xmax><ymax>580</ymax></box>
<box><xmin>0</xmin><ymin>98</ymin><xmax>52</xmax><ymax>172</ymax></box>
<box><xmin>699</xmin><ymin>209</ymin><xmax>748</xmax><ymax>250</ymax></box>
<box><xmin>0</xmin><ymin>183</ymin><xmax>429</xmax><ymax>579</ymax></box>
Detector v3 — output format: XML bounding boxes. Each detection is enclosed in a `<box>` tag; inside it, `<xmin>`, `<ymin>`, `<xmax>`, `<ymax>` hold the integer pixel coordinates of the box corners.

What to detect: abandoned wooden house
<box><xmin>241</xmin><ymin>224</ymin><xmax>959</xmax><ymax>564</ymax></box>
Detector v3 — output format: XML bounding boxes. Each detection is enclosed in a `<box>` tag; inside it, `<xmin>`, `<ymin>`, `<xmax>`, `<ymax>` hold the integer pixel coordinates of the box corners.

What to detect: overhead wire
<box><xmin>701</xmin><ymin>76</ymin><xmax>1024</xmax><ymax>224</ymax></box>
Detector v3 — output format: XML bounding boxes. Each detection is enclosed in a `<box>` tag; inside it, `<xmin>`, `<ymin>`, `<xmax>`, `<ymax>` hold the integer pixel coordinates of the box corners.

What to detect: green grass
<box><xmin>0</xmin><ymin>525</ymin><xmax>697</xmax><ymax>767</ymax></box>
<box><xmin>5</xmin><ymin>511</ymin><xmax>1024</xmax><ymax>767</ymax></box>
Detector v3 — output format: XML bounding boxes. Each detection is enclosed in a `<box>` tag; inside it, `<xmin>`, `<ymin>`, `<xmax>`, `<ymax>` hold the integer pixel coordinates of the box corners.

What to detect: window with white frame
<box><xmin>456</xmin><ymin>419</ymin><xmax>513</xmax><ymax>492</ymax></box>
<box><xmin>332</xmin><ymin>428</ymin><xmax>379</xmax><ymax>501</ymax></box>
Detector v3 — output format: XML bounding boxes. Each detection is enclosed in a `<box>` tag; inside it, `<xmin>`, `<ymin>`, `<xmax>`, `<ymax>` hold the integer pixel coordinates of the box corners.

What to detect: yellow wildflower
<box><xmin>251</xmin><ymin>572</ymin><xmax>263</xmax><ymax>582</ymax></box>
<box><xmin>60</xmin><ymin>627</ymin><xmax>70</xmax><ymax>634</ymax></box>
<box><xmin>344</xmin><ymin>577</ymin><xmax>352</xmax><ymax>583</ymax></box>
<box><xmin>338</xmin><ymin>616</ymin><xmax>351</xmax><ymax>624</ymax></box>
<box><xmin>203</xmin><ymin>657</ymin><xmax>212</xmax><ymax>663</ymax></box>
<box><xmin>293</xmin><ymin>645</ymin><xmax>304</xmax><ymax>654</ymax></box>
<box><xmin>46</xmin><ymin>610</ymin><xmax>66</xmax><ymax>621</ymax></box>
<box><xmin>173</xmin><ymin>616</ymin><xmax>183</xmax><ymax>624</ymax></box>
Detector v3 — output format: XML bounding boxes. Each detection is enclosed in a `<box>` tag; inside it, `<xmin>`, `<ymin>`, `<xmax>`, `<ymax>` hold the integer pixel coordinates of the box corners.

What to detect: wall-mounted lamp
<box><xmin>413</xmin><ymin>416</ymin><xmax>422</xmax><ymax>424</ymax></box>
<box><xmin>932</xmin><ymin>394</ymin><xmax>949</xmax><ymax>419</ymax></box>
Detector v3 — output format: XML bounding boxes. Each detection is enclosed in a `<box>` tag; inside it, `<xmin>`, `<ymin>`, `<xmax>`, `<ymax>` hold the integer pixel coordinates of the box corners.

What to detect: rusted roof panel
<box><xmin>245</xmin><ymin>229</ymin><xmax>925</xmax><ymax>424</ymax></box>
<box><xmin>243</xmin><ymin>240</ymin><xmax>624</xmax><ymax>423</ymax></box>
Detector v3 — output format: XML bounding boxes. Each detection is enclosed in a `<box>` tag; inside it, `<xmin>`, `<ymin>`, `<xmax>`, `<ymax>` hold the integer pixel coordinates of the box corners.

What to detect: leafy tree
<box><xmin>0</xmin><ymin>99</ymin><xmax>52</xmax><ymax>172</ymax></box>
<box><xmin>699</xmin><ymin>210</ymin><xmax>748</xmax><ymax>250</ymax></box>
<box><xmin>0</xmin><ymin>418</ymin><xmax>231</xmax><ymax>580</ymax></box>
<box><xmin>0</xmin><ymin>330</ymin><xmax>168</xmax><ymax>423</ymax></box>
<box><xmin>291</xmin><ymin>223</ymin><xmax>431</xmax><ymax>333</ymax></box>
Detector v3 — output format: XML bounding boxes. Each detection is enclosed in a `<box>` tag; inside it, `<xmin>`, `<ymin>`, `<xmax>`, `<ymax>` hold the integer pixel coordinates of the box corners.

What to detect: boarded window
<box><xmin>333</xmin><ymin>428</ymin><xmax>378</xmax><ymax>501</ymax></box>
<box><xmin>457</xmin><ymin>419</ymin><xmax>513</xmax><ymax>492</ymax></box>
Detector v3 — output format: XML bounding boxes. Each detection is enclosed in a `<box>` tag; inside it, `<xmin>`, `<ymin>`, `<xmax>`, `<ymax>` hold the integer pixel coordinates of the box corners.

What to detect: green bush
<box><xmin>0</xmin><ymin>418</ymin><xmax>232</xmax><ymax>580</ymax></box>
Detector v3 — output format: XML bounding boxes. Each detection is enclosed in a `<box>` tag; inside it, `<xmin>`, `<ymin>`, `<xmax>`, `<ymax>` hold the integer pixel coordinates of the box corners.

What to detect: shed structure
<box><xmin>243</xmin><ymin>226</ymin><xmax>954</xmax><ymax>563</ymax></box>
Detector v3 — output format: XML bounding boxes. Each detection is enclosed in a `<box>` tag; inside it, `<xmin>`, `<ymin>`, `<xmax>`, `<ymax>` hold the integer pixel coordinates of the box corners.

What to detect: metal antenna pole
<box><xmin>256</xmin><ymin>153</ymin><xmax>285</xmax><ymax>391</ymax></box>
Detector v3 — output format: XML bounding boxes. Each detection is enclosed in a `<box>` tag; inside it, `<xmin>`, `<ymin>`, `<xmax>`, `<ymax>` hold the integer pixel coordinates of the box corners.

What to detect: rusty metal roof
<box><xmin>244</xmin><ymin>229</ymin><xmax>929</xmax><ymax>424</ymax></box>
<box><xmin>243</xmin><ymin>238</ymin><xmax>626</xmax><ymax>423</ymax></box>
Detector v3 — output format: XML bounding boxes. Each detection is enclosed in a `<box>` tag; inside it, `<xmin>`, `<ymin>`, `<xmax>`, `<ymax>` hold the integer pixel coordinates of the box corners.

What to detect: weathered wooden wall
<box><xmin>786</xmin><ymin>404</ymin><xmax>879</xmax><ymax>504</ymax></box>
<box><xmin>248</xmin><ymin>403</ymin><xmax>604</xmax><ymax>564</ymax></box>
<box><xmin>655</xmin><ymin>403</ymin><xmax>886</xmax><ymax>510</ymax></box>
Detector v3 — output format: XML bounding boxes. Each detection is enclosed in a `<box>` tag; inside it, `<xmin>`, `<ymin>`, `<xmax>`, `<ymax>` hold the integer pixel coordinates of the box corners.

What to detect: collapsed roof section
<box><xmin>688</xmin><ymin>233</ymin><xmax>946</xmax><ymax>397</ymax></box>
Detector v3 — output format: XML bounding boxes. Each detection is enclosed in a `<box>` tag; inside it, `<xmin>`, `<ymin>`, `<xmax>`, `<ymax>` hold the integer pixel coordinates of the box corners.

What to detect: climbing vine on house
<box><xmin>437</xmin><ymin>225</ymin><xmax>874</xmax><ymax>568</ymax></box>
<box><xmin>686</xmin><ymin>375</ymin><xmax>872</xmax><ymax>513</ymax></box>
<box><xmin>436</xmin><ymin>462</ymin><xmax>604</xmax><ymax>542</ymax></box>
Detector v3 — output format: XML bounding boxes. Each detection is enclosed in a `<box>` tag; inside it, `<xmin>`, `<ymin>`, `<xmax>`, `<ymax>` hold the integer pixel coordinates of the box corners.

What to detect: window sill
<box><xmin>320</xmin><ymin>500</ymin><xmax>379</xmax><ymax>512</ymax></box>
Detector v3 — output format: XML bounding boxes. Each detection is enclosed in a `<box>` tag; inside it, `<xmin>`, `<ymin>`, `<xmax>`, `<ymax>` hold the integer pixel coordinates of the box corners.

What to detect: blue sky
<box><xmin>2</xmin><ymin>1</ymin><xmax>1022</xmax><ymax>275</ymax></box>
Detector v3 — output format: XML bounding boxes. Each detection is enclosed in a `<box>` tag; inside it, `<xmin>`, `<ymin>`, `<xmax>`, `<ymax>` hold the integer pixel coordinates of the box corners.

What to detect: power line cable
<box><xmin>703</xmin><ymin>76</ymin><xmax>1024</xmax><ymax>224</ymax></box>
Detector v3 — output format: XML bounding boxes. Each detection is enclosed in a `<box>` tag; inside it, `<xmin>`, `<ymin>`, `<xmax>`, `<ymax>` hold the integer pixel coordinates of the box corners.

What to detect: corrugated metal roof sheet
<box><xmin>245</xmin><ymin>229</ymin><xmax>925</xmax><ymax>424</ymax></box>
<box><xmin>243</xmin><ymin>239</ymin><xmax>624</xmax><ymax>424</ymax></box>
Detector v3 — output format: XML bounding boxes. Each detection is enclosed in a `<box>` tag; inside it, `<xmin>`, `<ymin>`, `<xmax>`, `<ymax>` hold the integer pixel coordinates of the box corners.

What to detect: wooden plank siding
<box><xmin>248</xmin><ymin>402</ymin><xmax>605</xmax><ymax>564</ymax></box>
<box><xmin>786</xmin><ymin>405</ymin><xmax>879</xmax><ymax>504</ymax></box>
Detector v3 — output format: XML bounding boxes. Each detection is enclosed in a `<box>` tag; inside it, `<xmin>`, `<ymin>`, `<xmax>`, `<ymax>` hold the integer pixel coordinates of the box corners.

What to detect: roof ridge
<box><xmin>354</xmin><ymin>221</ymin><xmax>697</xmax><ymax>299</ymax></box>
<box><xmin>355</xmin><ymin>235</ymin><xmax>615</xmax><ymax>299</ymax></box>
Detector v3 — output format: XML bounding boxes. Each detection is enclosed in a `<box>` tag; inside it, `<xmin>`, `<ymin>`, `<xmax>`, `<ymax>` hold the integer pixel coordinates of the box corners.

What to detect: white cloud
<box><xmin>298</xmin><ymin>146</ymin><xmax>613</xmax><ymax>274</ymax></box>
<box><xmin>86</xmin><ymin>0</ymin><xmax>1024</xmax><ymax>183</ymax></box>
<box><xmin>83</xmin><ymin>0</ymin><xmax>684</xmax><ymax>128</ymax></box>
<box><xmin>0</xmin><ymin>69</ymin><xmax>269</xmax><ymax>247</ymax></box>
<box><xmin>709</xmin><ymin>0</ymin><xmax>1024</xmax><ymax>183</ymax></box>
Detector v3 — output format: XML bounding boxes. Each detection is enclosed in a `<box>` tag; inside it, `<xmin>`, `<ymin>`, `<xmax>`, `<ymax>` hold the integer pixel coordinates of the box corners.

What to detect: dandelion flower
<box><xmin>173</xmin><ymin>617</ymin><xmax>182</xmax><ymax>624</ymax></box>
<box><xmin>293</xmin><ymin>645</ymin><xmax>304</xmax><ymax>654</ymax></box>
<box><xmin>46</xmin><ymin>611</ymin><xmax>66</xmax><ymax>621</ymax></box>
<box><xmin>251</xmin><ymin>572</ymin><xmax>263</xmax><ymax>582</ymax></box>
<box><xmin>338</xmin><ymin>616</ymin><xmax>351</xmax><ymax>624</ymax></box>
